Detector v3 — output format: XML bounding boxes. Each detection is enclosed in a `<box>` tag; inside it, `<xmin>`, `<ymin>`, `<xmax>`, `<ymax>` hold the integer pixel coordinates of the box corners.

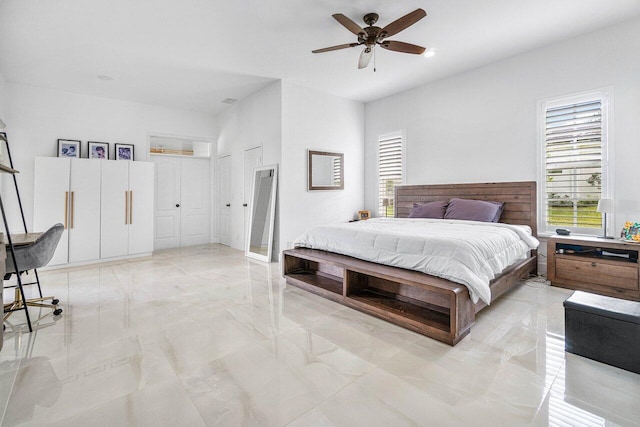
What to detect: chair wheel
<box><xmin>52</xmin><ymin>299</ymin><xmax>59</xmax><ymax>305</ymax></box>
<box><xmin>53</xmin><ymin>308</ymin><xmax>63</xmax><ymax>316</ymax></box>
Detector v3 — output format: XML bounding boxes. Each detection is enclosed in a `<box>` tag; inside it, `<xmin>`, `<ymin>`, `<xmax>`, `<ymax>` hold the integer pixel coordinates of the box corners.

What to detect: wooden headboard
<box><xmin>394</xmin><ymin>181</ymin><xmax>537</xmax><ymax>237</ymax></box>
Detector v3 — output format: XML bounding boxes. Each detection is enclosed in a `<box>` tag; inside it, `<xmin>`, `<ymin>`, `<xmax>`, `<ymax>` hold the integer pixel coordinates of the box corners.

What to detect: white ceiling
<box><xmin>1</xmin><ymin>0</ymin><xmax>640</xmax><ymax>116</ymax></box>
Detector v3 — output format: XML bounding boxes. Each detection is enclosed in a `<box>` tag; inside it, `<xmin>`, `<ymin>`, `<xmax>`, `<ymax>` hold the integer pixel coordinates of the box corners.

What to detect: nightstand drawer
<box><xmin>556</xmin><ymin>258</ymin><xmax>639</xmax><ymax>290</ymax></box>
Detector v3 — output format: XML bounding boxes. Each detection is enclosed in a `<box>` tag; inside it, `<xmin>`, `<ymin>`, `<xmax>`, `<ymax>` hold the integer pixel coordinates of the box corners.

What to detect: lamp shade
<box><xmin>597</xmin><ymin>198</ymin><xmax>614</xmax><ymax>214</ymax></box>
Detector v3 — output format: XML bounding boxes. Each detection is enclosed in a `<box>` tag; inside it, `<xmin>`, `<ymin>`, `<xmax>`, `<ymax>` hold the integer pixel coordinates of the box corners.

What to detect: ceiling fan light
<box><xmin>423</xmin><ymin>49</ymin><xmax>435</xmax><ymax>58</ymax></box>
<box><xmin>358</xmin><ymin>46</ymin><xmax>374</xmax><ymax>69</ymax></box>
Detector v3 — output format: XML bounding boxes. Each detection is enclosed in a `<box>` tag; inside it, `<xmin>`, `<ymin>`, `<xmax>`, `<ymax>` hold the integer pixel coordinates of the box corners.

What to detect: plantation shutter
<box><xmin>545</xmin><ymin>99</ymin><xmax>602</xmax><ymax>228</ymax></box>
<box><xmin>333</xmin><ymin>157</ymin><xmax>341</xmax><ymax>186</ymax></box>
<box><xmin>378</xmin><ymin>133</ymin><xmax>403</xmax><ymax>217</ymax></box>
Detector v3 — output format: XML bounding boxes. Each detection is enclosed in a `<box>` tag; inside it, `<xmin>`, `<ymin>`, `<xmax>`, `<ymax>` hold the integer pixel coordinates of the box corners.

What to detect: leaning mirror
<box><xmin>245</xmin><ymin>164</ymin><xmax>278</xmax><ymax>262</ymax></box>
<box><xmin>308</xmin><ymin>150</ymin><xmax>344</xmax><ymax>190</ymax></box>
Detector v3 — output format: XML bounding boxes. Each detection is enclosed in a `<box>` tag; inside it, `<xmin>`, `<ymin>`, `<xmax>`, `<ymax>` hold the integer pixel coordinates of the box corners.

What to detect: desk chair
<box><xmin>4</xmin><ymin>224</ymin><xmax>64</xmax><ymax>327</ymax></box>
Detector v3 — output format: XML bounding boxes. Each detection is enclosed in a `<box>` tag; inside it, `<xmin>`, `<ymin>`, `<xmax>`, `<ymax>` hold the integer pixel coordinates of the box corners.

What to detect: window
<box><xmin>378</xmin><ymin>132</ymin><xmax>405</xmax><ymax>217</ymax></box>
<box><xmin>333</xmin><ymin>156</ymin><xmax>341</xmax><ymax>186</ymax></box>
<box><xmin>540</xmin><ymin>91</ymin><xmax>610</xmax><ymax>233</ymax></box>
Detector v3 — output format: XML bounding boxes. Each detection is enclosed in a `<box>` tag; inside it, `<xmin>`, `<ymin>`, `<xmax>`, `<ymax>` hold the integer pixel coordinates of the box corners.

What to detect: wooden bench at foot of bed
<box><xmin>283</xmin><ymin>247</ymin><xmax>537</xmax><ymax>345</ymax></box>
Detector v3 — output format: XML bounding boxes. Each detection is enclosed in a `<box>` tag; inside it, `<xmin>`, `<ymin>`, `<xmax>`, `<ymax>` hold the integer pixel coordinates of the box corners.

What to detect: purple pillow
<box><xmin>444</xmin><ymin>198</ymin><xmax>504</xmax><ymax>223</ymax></box>
<box><xmin>408</xmin><ymin>201</ymin><xmax>448</xmax><ymax>219</ymax></box>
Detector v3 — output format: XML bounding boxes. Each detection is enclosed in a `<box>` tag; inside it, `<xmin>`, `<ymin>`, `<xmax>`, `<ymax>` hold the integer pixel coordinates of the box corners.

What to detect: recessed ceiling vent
<box><xmin>222</xmin><ymin>98</ymin><xmax>238</xmax><ymax>104</ymax></box>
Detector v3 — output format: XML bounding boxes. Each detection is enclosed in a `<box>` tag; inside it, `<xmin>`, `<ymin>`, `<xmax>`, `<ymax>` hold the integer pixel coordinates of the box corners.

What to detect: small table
<box><xmin>547</xmin><ymin>234</ymin><xmax>640</xmax><ymax>301</ymax></box>
<box><xmin>8</xmin><ymin>233</ymin><xmax>42</xmax><ymax>247</ymax></box>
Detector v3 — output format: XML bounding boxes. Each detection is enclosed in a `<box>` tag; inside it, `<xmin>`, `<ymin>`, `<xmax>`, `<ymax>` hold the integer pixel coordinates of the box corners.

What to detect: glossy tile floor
<box><xmin>1</xmin><ymin>244</ymin><xmax>639</xmax><ymax>426</ymax></box>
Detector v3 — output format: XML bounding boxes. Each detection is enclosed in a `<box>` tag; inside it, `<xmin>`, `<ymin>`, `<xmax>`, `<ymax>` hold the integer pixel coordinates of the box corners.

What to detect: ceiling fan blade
<box><xmin>332</xmin><ymin>13</ymin><xmax>365</xmax><ymax>36</ymax></box>
<box><xmin>312</xmin><ymin>43</ymin><xmax>359</xmax><ymax>54</ymax></box>
<box><xmin>380</xmin><ymin>9</ymin><xmax>426</xmax><ymax>38</ymax></box>
<box><xmin>380</xmin><ymin>40</ymin><xmax>426</xmax><ymax>55</ymax></box>
<box><xmin>358</xmin><ymin>47</ymin><xmax>373</xmax><ymax>69</ymax></box>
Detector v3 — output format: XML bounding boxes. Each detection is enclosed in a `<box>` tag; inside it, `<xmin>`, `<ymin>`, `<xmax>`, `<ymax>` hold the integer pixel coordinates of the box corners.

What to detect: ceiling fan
<box><xmin>312</xmin><ymin>8</ymin><xmax>427</xmax><ymax>70</ymax></box>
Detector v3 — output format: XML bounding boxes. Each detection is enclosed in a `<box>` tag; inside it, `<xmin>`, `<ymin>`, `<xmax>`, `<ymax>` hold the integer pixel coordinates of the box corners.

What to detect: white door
<box><xmin>243</xmin><ymin>147</ymin><xmax>262</xmax><ymax>250</ymax></box>
<box><xmin>152</xmin><ymin>156</ymin><xmax>209</xmax><ymax>249</ymax></box>
<box><xmin>68</xmin><ymin>159</ymin><xmax>102</xmax><ymax>263</ymax></box>
<box><xmin>153</xmin><ymin>156</ymin><xmax>181</xmax><ymax>250</ymax></box>
<box><xmin>218</xmin><ymin>155</ymin><xmax>231</xmax><ymax>246</ymax></box>
<box><xmin>33</xmin><ymin>157</ymin><xmax>70</xmax><ymax>266</ymax></box>
<box><xmin>101</xmin><ymin>161</ymin><xmax>129</xmax><ymax>258</ymax></box>
<box><xmin>129</xmin><ymin>162</ymin><xmax>154</xmax><ymax>255</ymax></box>
<box><xmin>179</xmin><ymin>157</ymin><xmax>210</xmax><ymax>247</ymax></box>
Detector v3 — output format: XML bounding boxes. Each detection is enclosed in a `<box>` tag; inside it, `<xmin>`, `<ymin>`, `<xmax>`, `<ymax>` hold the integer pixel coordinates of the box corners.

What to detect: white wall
<box><xmin>0</xmin><ymin>73</ymin><xmax>6</xmax><ymax>205</ymax></box>
<box><xmin>2</xmin><ymin>83</ymin><xmax>216</xmax><ymax>232</ymax></box>
<box><xmin>0</xmin><ymin>73</ymin><xmax>6</xmax><ymax>123</ymax></box>
<box><xmin>216</xmin><ymin>81</ymin><xmax>282</xmax><ymax>252</ymax></box>
<box><xmin>365</xmin><ymin>18</ymin><xmax>640</xmax><ymax>272</ymax></box>
<box><xmin>215</xmin><ymin>80</ymin><xmax>365</xmax><ymax>260</ymax></box>
<box><xmin>280</xmin><ymin>81</ymin><xmax>365</xmax><ymax>253</ymax></box>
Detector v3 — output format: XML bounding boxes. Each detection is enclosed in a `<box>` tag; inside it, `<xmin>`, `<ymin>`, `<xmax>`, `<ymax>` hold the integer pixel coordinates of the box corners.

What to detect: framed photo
<box><xmin>115</xmin><ymin>143</ymin><xmax>134</xmax><ymax>161</ymax></box>
<box><xmin>358</xmin><ymin>210</ymin><xmax>371</xmax><ymax>220</ymax></box>
<box><xmin>88</xmin><ymin>141</ymin><xmax>109</xmax><ymax>159</ymax></box>
<box><xmin>621</xmin><ymin>222</ymin><xmax>640</xmax><ymax>243</ymax></box>
<box><xmin>58</xmin><ymin>139</ymin><xmax>81</xmax><ymax>158</ymax></box>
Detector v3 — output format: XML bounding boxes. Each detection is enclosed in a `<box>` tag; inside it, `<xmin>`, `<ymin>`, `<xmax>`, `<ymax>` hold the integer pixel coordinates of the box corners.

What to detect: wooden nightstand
<box><xmin>547</xmin><ymin>235</ymin><xmax>640</xmax><ymax>301</ymax></box>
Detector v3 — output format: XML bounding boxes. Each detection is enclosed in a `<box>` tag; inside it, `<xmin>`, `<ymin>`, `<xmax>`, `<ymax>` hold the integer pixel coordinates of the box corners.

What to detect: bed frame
<box><xmin>282</xmin><ymin>181</ymin><xmax>538</xmax><ymax>345</ymax></box>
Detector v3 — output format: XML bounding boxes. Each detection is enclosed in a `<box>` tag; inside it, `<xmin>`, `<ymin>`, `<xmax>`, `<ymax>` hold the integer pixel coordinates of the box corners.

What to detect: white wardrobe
<box><xmin>33</xmin><ymin>157</ymin><xmax>154</xmax><ymax>266</ymax></box>
<box><xmin>100</xmin><ymin>161</ymin><xmax>154</xmax><ymax>258</ymax></box>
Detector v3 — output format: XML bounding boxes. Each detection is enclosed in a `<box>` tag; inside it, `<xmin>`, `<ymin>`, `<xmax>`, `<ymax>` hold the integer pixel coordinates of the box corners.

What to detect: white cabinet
<box><xmin>129</xmin><ymin>162</ymin><xmax>154</xmax><ymax>254</ymax></box>
<box><xmin>33</xmin><ymin>157</ymin><xmax>101</xmax><ymax>266</ymax></box>
<box><xmin>101</xmin><ymin>161</ymin><xmax>154</xmax><ymax>258</ymax></box>
<box><xmin>33</xmin><ymin>157</ymin><xmax>153</xmax><ymax>266</ymax></box>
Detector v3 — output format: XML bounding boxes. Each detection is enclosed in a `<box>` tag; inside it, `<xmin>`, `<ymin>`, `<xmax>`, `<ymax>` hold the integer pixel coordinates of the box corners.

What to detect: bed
<box><xmin>282</xmin><ymin>181</ymin><xmax>538</xmax><ymax>345</ymax></box>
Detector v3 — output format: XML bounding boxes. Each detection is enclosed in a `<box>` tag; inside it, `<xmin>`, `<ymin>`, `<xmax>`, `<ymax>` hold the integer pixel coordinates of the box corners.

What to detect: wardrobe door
<box><xmin>68</xmin><ymin>159</ymin><xmax>102</xmax><ymax>263</ymax></box>
<box><xmin>128</xmin><ymin>162</ymin><xmax>154</xmax><ymax>255</ymax></box>
<box><xmin>33</xmin><ymin>157</ymin><xmax>71</xmax><ymax>266</ymax></box>
<box><xmin>101</xmin><ymin>161</ymin><xmax>129</xmax><ymax>258</ymax></box>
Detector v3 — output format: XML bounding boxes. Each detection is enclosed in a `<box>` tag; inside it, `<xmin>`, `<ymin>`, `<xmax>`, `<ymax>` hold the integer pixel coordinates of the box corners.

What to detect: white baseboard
<box><xmin>38</xmin><ymin>252</ymin><xmax>153</xmax><ymax>271</ymax></box>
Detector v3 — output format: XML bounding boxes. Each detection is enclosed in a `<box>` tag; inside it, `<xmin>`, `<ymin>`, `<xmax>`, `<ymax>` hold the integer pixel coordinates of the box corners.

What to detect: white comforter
<box><xmin>293</xmin><ymin>218</ymin><xmax>539</xmax><ymax>304</ymax></box>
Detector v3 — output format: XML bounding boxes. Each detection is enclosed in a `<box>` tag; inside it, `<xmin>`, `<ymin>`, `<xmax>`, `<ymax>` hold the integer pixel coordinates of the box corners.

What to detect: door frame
<box><xmin>218</xmin><ymin>153</ymin><xmax>232</xmax><ymax>246</ymax></box>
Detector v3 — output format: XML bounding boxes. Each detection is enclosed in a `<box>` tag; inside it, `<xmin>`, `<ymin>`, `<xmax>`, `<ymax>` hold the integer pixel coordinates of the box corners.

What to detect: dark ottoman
<box><xmin>564</xmin><ymin>291</ymin><xmax>640</xmax><ymax>374</ymax></box>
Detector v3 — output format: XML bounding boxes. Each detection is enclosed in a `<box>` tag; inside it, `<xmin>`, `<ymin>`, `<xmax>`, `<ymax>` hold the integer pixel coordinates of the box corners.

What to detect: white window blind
<box><xmin>544</xmin><ymin>97</ymin><xmax>606</xmax><ymax>230</ymax></box>
<box><xmin>333</xmin><ymin>157</ymin><xmax>341</xmax><ymax>186</ymax></box>
<box><xmin>378</xmin><ymin>133</ymin><xmax>403</xmax><ymax>217</ymax></box>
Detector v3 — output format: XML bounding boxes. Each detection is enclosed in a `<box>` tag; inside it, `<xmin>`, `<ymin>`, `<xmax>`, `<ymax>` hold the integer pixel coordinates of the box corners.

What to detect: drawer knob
<box><xmin>591</xmin><ymin>262</ymin><xmax>597</xmax><ymax>267</ymax></box>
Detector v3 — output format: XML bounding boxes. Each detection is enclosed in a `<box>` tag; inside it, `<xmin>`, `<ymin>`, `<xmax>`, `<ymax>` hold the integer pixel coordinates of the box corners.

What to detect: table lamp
<box><xmin>596</xmin><ymin>198</ymin><xmax>614</xmax><ymax>239</ymax></box>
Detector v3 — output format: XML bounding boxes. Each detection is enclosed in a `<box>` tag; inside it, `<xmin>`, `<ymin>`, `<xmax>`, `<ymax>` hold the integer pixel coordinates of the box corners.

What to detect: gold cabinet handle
<box><xmin>70</xmin><ymin>192</ymin><xmax>75</xmax><ymax>229</ymax></box>
<box><xmin>125</xmin><ymin>191</ymin><xmax>129</xmax><ymax>224</ymax></box>
<box><xmin>129</xmin><ymin>191</ymin><xmax>133</xmax><ymax>224</ymax></box>
<box><xmin>64</xmin><ymin>192</ymin><xmax>68</xmax><ymax>229</ymax></box>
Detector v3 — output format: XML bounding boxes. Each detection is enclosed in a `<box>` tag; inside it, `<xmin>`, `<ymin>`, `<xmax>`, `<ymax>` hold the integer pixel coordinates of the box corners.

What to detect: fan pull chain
<box><xmin>374</xmin><ymin>47</ymin><xmax>377</xmax><ymax>72</ymax></box>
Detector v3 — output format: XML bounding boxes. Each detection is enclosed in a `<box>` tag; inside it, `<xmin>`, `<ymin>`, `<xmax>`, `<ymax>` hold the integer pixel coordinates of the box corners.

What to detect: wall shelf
<box><xmin>149</xmin><ymin>135</ymin><xmax>211</xmax><ymax>158</ymax></box>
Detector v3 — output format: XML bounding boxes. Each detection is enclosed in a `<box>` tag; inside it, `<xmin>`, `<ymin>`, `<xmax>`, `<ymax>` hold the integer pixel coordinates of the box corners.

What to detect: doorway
<box><xmin>153</xmin><ymin>156</ymin><xmax>211</xmax><ymax>250</ymax></box>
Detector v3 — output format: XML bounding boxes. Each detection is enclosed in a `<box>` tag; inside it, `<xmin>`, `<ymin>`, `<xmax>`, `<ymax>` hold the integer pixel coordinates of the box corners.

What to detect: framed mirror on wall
<box><xmin>308</xmin><ymin>150</ymin><xmax>344</xmax><ymax>190</ymax></box>
<box><xmin>245</xmin><ymin>164</ymin><xmax>278</xmax><ymax>262</ymax></box>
